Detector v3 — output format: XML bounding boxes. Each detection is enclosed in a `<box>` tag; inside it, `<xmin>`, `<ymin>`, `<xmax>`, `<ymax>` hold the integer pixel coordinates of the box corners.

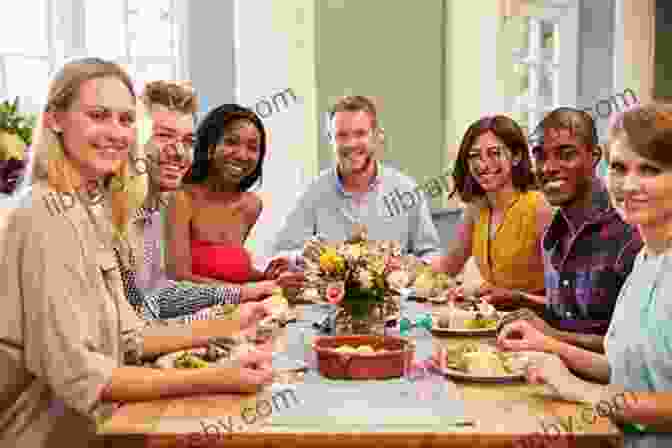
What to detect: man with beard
<box><xmin>118</xmin><ymin>80</ymin><xmax>270</xmax><ymax>322</ymax></box>
<box><xmin>272</xmin><ymin>95</ymin><xmax>441</xmax><ymax>261</ymax></box>
<box><xmin>497</xmin><ymin>107</ymin><xmax>642</xmax><ymax>353</ymax></box>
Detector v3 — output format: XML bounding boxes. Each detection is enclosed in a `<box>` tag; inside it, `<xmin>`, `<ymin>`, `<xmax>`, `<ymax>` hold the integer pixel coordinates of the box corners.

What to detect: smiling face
<box><xmin>49</xmin><ymin>76</ymin><xmax>136</xmax><ymax>181</ymax></box>
<box><xmin>607</xmin><ymin>136</ymin><xmax>672</xmax><ymax>229</ymax></box>
<box><xmin>533</xmin><ymin>127</ymin><xmax>596</xmax><ymax>208</ymax></box>
<box><xmin>148</xmin><ymin>104</ymin><xmax>194</xmax><ymax>191</ymax></box>
<box><xmin>466</xmin><ymin>131</ymin><xmax>516</xmax><ymax>193</ymax></box>
<box><xmin>332</xmin><ymin>110</ymin><xmax>377</xmax><ymax>176</ymax></box>
<box><xmin>210</xmin><ymin>119</ymin><xmax>261</xmax><ymax>186</ymax></box>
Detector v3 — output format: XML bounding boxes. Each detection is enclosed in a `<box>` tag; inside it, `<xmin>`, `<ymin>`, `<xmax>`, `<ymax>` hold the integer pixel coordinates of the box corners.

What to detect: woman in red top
<box><xmin>166</xmin><ymin>104</ymin><xmax>303</xmax><ymax>301</ymax></box>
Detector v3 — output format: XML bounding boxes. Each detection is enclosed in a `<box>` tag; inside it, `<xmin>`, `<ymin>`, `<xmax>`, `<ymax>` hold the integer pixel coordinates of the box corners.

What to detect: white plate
<box><xmin>430</xmin><ymin>314</ymin><xmax>504</xmax><ymax>336</ymax></box>
<box><xmin>431</xmin><ymin>346</ymin><xmax>529</xmax><ymax>383</ymax></box>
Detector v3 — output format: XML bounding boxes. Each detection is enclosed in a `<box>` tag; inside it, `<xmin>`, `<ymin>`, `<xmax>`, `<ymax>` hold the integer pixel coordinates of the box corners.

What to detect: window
<box><xmin>509</xmin><ymin>1</ymin><xmax>579</xmax><ymax>136</ymax></box>
<box><xmin>0</xmin><ymin>0</ymin><xmax>54</xmax><ymax>112</ymax></box>
<box><xmin>1</xmin><ymin>0</ymin><xmax>185</xmax><ymax>114</ymax></box>
<box><xmin>85</xmin><ymin>0</ymin><xmax>182</xmax><ymax>86</ymax></box>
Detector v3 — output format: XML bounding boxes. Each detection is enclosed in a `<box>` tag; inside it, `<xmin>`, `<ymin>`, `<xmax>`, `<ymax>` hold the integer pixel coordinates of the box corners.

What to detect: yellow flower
<box><xmin>319</xmin><ymin>248</ymin><xmax>345</xmax><ymax>274</ymax></box>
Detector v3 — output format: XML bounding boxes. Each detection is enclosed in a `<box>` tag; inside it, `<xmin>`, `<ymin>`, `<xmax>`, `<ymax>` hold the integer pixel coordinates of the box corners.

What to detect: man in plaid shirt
<box><xmin>496</xmin><ymin>108</ymin><xmax>642</xmax><ymax>353</ymax></box>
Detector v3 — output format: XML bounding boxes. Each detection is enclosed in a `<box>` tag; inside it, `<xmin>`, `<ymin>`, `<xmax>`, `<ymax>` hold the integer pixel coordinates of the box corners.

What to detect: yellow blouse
<box><xmin>472</xmin><ymin>190</ymin><xmax>546</xmax><ymax>293</ymax></box>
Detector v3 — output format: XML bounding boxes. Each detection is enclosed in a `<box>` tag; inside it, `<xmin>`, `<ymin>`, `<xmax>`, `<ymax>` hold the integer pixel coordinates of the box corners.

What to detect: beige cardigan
<box><xmin>0</xmin><ymin>182</ymin><xmax>142</xmax><ymax>448</ymax></box>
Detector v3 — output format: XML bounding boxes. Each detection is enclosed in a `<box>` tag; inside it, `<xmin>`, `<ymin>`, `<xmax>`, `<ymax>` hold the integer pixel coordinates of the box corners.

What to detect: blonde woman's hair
<box><xmin>27</xmin><ymin>57</ymin><xmax>148</xmax><ymax>242</ymax></box>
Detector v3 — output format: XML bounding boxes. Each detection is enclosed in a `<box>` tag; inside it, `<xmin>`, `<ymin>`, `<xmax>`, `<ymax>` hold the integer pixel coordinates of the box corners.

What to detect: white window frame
<box><xmin>0</xmin><ymin>0</ymin><xmax>188</xmax><ymax>110</ymax></box>
<box><xmin>87</xmin><ymin>0</ymin><xmax>184</xmax><ymax>83</ymax></box>
<box><xmin>0</xmin><ymin>0</ymin><xmax>64</xmax><ymax>108</ymax></box>
<box><xmin>512</xmin><ymin>0</ymin><xmax>579</xmax><ymax>132</ymax></box>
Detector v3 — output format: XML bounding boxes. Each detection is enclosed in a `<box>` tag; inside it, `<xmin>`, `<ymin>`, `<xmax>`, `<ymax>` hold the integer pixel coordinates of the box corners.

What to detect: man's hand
<box><xmin>237</xmin><ymin>302</ymin><xmax>271</xmax><ymax>331</ymax></box>
<box><xmin>497</xmin><ymin>319</ymin><xmax>557</xmax><ymax>354</ymax></box>
<box><xmin>477</xmin><ymin>282</ymin><xmax>517</xmax><ymax>307</ymax></box>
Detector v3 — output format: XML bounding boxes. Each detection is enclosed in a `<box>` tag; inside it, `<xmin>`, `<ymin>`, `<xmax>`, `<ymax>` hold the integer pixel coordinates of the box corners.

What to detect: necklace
<box><xmin>485</xmin><ymin>193</ymin><xmax>522</xmax><ymax>274</ymax></box>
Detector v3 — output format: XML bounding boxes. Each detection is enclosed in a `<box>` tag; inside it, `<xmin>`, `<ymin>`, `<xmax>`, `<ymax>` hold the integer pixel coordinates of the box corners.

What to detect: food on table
<box><xmin>303</xmin><ymin>288</ymin><xmax>320</xmax><ymax>301</ymax></box>
<box><xmin>387</xmin><ymin>269</ymin><xmax>411</xmax><ymax>290</ymax></box>
<box><xmin>268</xmin><ymin>292</ymin><xmax>289</xmax><ymax>308</ymax></box>
<box><xmin>413</xmin><ymin>267</ymin><xmax>457</xmax><ymax>297</ymax></box>
<box><xmin>442</xmin><ymin>343</ymin><xmax>514</xmax><ymax>376</ymax></box>
<box><xmin>332</xmin><ymin>344</ymin><xmax>387</xmax><ymax>354</ymax></box>
<box><xmin>463</xmin><ymin>317</ymin><xmax>498</xmax><ymax>330</ymax></box>
<box><xmin>436</xmin><ymin>302</ymin><xmax>499</xmax><ymax>330</ymax></box>
<box><xmin>174</xmin><ymin>352</ymin><xmax>210</xmax><ymax>369</ymax></box>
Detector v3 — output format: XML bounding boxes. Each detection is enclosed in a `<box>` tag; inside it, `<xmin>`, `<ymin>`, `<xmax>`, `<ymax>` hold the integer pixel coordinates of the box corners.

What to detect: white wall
<box><xmin>234</xmin><ymin>0</ymin><xmax>320</xmax><ymax>260</ymax></box>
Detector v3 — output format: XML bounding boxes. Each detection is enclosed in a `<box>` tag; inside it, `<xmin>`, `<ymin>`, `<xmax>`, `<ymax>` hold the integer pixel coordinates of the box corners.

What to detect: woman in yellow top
<box><xmin>431</xmin><ymin>115</ymin><xmax>553</xmax><ymax>309</ymax></box>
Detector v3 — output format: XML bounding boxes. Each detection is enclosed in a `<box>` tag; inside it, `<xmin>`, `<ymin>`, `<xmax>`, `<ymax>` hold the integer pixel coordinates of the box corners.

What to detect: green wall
<box><xmin>315</xmin><ymin>0</ymin><xmax>446</xmax><ymax>209</ymax></box>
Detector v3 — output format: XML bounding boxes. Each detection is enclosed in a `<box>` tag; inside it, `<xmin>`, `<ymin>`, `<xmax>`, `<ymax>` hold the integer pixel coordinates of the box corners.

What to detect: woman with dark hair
<box><xmin>431</xmin><ymin>115</ymin><xmax>552</xmax><ymax>308</ymax></box>
<box><xmin>166</xmin><ymin>104</ymin><xmax>303</xmax><ymax>300</ymax></box>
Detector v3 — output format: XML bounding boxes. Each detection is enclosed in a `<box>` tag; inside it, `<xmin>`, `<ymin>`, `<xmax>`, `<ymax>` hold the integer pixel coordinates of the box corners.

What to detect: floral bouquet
<box><xmin>299</xmin><ymin>226</ymin><xmax>410</xmax><ymax>332</ymax></box>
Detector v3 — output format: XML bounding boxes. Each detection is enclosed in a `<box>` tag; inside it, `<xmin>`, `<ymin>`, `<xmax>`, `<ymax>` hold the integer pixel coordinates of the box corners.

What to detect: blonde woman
<box><xmin>498</xmin><ymin>104</ymin><xmax>672</xmax><ymax>447</ymax></box>
<box><xmin>0</xmin><ymin>58</ymin><xmax>272</xmax><ymax>448</ymax></box>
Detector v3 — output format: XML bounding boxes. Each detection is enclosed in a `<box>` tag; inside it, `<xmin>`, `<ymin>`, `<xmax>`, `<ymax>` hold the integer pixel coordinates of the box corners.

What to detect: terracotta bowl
<box><xmin>312</xmin><ymin>335</ymin><xmax>414</xmax><ymax>380</ymax></box>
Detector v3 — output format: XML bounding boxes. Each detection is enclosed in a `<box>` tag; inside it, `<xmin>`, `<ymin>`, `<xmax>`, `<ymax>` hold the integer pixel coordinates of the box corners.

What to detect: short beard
<box><xmin>336</xmin><ymin>145</ymin><xmax>374</xmax><ymax>176</ymax></box>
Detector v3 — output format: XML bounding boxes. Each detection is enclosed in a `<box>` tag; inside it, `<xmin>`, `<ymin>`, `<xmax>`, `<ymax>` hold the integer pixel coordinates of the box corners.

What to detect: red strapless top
<box><xmin>191</xmin><ymin>239</ymin><xmax>253</xmax><ymax>283</ymax></box>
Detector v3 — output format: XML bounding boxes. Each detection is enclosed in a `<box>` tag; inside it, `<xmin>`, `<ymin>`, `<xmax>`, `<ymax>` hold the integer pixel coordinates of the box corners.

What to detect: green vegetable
<box><xmin>174</xmin><ymin>353</ymin><xmax>209</xmax><ymax>369</ymax></box>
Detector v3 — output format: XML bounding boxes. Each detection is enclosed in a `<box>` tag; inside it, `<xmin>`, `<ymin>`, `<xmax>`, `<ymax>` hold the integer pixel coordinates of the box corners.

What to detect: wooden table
<box><xmin>100</xmin><ymin>314</ymin><xmax>623</xmax><ymax>447</ymax></box>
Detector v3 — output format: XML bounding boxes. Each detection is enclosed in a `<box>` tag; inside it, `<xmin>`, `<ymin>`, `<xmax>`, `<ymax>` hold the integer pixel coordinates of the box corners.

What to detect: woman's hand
<box><xmin>264</xmin><ymin>257</ymin><xmax>291</xmax><ymax>279</ymax></box>
<box><xmin>241</xmin><ymin>281</ymin><xmax>279</xmax><ymax>301</ymax></box>
<box><xmin>237</xmin><ymin>348</ymin><xmax>273</xmax><ymax>370</ymax></box>
<box><xmin>497</xmin><ymin>319</ymin><xmax>557</xmax><ymax>354</ymax></box>
<box><xmin>522</xmin><ymin>352</ymin><xmax>594</xmax><ymax>404</ymax></box>
<box><xmin>275</xmin><ymin>272</ymin><xmax>305</xmax><ymax>290</ymax></box>
<box><xmin>216</xmin><ymin>351</ymin><xmax>274</xmax><ymax>392</ymax></box>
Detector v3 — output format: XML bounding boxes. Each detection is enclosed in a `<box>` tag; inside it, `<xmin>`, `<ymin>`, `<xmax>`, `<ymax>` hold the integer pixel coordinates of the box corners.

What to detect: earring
<box><xmin>52</xmin><ymin>127</ymin><xmax>63</xmax><ymax>134</ymax></box>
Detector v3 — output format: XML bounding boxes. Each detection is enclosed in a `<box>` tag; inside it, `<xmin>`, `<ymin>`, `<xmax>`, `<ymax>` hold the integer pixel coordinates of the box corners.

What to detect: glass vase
<box><xmin>333</xmin><ymin>302</ymin><xmax>385</xmax><ymax>336</ymax></box>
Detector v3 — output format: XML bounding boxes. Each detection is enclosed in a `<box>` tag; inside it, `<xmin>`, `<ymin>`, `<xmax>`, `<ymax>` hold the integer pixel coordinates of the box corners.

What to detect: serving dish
<box><xmin>312</xmin><ymin>335</ymin><xmax>414</xmax><ymax>380</ymax></box>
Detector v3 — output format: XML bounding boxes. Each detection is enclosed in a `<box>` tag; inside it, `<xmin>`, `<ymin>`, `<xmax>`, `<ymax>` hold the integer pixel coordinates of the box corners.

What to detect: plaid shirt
<box><xmin>115</xmin><ymin>203</ymin><xmax>241</xmax><ymax>321</ymax></box>
<box><xmin>542</xmin><ymin>178</ymin><xmax>643</xmax><ymax>335</ymax></box>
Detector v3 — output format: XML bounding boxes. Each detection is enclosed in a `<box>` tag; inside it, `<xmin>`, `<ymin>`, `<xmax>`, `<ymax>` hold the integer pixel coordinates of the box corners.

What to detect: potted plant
<box><xmin>300</xmin><ymin>225</ymin><xmax>406</xmax><ymax>335</ymax></box>
<box><xmin>0</xmin><ymin>97</ymin><xmax>36</xmax><ymax>194</ymax></box>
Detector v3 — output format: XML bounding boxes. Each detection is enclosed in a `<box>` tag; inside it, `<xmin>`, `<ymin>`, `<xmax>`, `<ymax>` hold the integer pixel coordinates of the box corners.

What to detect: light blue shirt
<box><xmin>605</xmin><ymin>248</ymin><xmax>672</xmax><ymax>448</ymax></box>
<box><xmin>272</xmin><ymin>163</ymin><xmax>442</xmax><ymax>261</ymax></box>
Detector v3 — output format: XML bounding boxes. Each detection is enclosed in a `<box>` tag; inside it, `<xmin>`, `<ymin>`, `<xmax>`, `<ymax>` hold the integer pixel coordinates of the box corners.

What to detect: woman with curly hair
<box><xmin>166</xmin><ymin>104</ymin><xmax>303</xmax><ymax>299</ymax></box>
